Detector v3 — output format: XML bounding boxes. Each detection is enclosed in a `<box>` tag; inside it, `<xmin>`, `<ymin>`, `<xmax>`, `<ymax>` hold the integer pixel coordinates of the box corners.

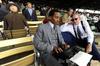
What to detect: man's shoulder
<box><xmin>23</xmin><ymin>9</ymin><xmax>28</xmax><ymax>12</ymax></box>
<box><xmin>38</xmin><ymin>23</ymin><xmax>49</xmax><ymax>29</ymax></box>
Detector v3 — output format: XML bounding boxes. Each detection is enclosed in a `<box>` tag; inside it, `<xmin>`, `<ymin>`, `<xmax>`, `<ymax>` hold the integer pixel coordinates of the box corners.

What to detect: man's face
<box><xmin>27</xmin><ymin>3</ymin><xmax>32</xmax><ymax>8</ymax></box>
<box><xmin>10</xmin><ymin>5</ymin><xmax>18</xmax><ymax>13</ymax></box>
<box><xmin>51</xmin><ymin>12</ymin><xmax>61</xmax><ymax>25</ymax></box>
<box><xmin>68</xmin><ymin>9</ymin><xmax>73</xmax><ymax>16</ymax></box>
<box><xmin>72</xmin><ymin>14</ymin><xmax>80</xmax><ymax>25</ymax></box>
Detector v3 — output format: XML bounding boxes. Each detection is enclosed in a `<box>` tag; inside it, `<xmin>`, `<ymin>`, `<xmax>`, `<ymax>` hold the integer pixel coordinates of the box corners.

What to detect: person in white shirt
<box><xmin>60</xmin><ymin>13</ymin><xmax>100</xmax><ymax>61</ymax></box>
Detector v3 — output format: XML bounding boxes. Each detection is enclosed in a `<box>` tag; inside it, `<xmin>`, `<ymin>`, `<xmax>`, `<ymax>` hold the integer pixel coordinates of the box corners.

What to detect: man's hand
<box><xmin>53</xmin><ymin>47</ymin><xmax>63</xmax><ymax>54</ymax></box>
<box><xmin>61</xmin><ymin>44</ymin><xmax>70</xmax><ymax>49</ymax></box>
<box><xmin>86</xmin><ymin>44</ymin><xmax>92</xmax><ymax>53</ymax></box>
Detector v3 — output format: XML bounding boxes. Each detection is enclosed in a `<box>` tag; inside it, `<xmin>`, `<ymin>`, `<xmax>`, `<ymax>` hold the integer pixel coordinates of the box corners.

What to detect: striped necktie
<box><xmin>77</xmin><ymin>26</ymin><xmax>82</xmax><ymax>39</ymax></box>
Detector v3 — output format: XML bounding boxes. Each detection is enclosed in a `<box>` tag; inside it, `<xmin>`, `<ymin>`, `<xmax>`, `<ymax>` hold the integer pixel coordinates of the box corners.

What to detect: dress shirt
<box><xmin>49</xmin><ymin>21</ymin><xmax>54</xmax><ymax>29</ymax></box>
<box><xmin>49</xmin><ymin>21</ymin><xmax>57</xmax><ymax>50</ymax></box>
<box><xmin>60</xmin><ymin>21</ymin><xmax>94</xmax><ymax>45</ymax></box>
<box><xmin>27</xmin><ymin>8</ymin><xmax>33</xmax><ymax>16</ymax></box>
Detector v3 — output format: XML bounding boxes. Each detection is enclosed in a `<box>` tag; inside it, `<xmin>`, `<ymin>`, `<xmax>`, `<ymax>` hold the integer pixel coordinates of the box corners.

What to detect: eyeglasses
<box><xmin>71</xmin><ymin>18</ymin><xmax>78</xmax><ymax>21</ymax></box>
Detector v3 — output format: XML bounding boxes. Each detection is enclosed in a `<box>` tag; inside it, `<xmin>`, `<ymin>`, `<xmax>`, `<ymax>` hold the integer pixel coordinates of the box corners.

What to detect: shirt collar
<box><xmin>74</xmin><ymin>21</ymin><xmax>81</xmax><ymax>27</ymax></box>
<box><xmin>49</xmin><ymin>21</ymin><xmax>54</xmax><ymax>28</ymax></box>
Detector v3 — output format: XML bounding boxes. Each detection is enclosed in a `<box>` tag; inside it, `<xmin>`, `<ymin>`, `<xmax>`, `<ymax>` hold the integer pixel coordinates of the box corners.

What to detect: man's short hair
<box><xmin>26</xmin><ymin>2</ymin><xmax>32</xmax><ymax>5</ymax></box>
<box><xmin>48</xmin><ymin>9</ymin><xmax>60</xmax><ymax>17</ymax></box>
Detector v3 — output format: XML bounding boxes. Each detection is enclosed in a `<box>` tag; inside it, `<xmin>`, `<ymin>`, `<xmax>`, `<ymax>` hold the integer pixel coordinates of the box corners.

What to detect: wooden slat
<box><xmin>37</xmin><ymin>16</ymin><xmax>45</xmax><ymax>21</ymax></box>
<box><xmin>0</xmin><ymin>45</ymin><xmax>34</xmax><ymax>59</ymax></box>
<box><xmin>4</xmin><ymin>29</ymin><xmax>27</xmax><ymax>38</ymax></box>
<box><xmin>27</xmin><ymin>21</ymin><xmax>42</xmax><ymax>25</ymax></box>
<box><xmin>1</xmin><ymin>53</ymin><xmax>35</xmax><ymax>66</ymax></box>
<box><xmin>37</xmin><ymin>16</ymin><xmax>45</xmax><ymax>18</ymax></box>
<box><xmin>0</xmin><ymin>22</ymin><xmax>3</xmax><ymax>26</ymax></box>
<box><xmin>29</xmin><ymin>26</ymin><xmax>38</xmax><ymax>28</ymax></box>
<box><xmin>0</xmin><ymin>28</ymin><xmax>3</xmax><ymax>30</ymax></box>
<box><xmin>29</xmin><ymin>27</ymin><xmax>38</xmax><ymax>34</ymax></box>
<box><xmin>0</xmin><ymin>37</ymin><xmax>32</xmax><ymax>48</ymax></box>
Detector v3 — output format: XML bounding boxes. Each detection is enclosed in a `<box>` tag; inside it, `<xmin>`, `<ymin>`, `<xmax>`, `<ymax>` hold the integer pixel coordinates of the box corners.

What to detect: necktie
<box><xmin>53</xmin><ymin>25</ymin><xmax>60</xmax><ymax>44</ymax></box>
<box><xmin>73</xmin><ymin>24</ymin><xmax>78</xmax><ymax>38</ymax></box>
<box><xmin>77</xmin><ymin>26</ymin><xmax>82</xmax><ymax>39</ymax></box>
<box><xmin>53</xmin><ymin>25</ymin><xmax>57</xmax><ymax>37</ymax></box>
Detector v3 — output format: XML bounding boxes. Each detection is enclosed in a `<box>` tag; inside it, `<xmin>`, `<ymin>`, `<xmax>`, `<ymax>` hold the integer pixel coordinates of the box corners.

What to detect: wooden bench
<box><xmin>0</xmin><ymin>21</ymin><xmax>42</xmax><ymax>37</ymax></box>
<box><xmin>27</xmin><ymin>21</ymin><xmax>42</xmax><ymax>27</ymax></box>
<box><xmin>0</xmin><ymin>21</ymin><xmax>42</xmax><ymax>28</ymax></box>
<box><xmin>29</xmin><ymin>27</ymin><xmax>38</xmax><ymax>35</ymax></box>
<box><xmin>0</xmin><ymin>37</ymin><xmax>36</xmax><ymax>66</ymax></box>
<box><xmin>3</xmin><ymin>29</ymin><xmax>28</xmax><ymax>39</ymax></box>
<box><xmin>0</xmin><ymin>21</ymin><xmax>41</xmax><ymax>39</ymax></box>
<box><xmin>0</xmin><ymin>21</ymin><xmax>3</xmax><ymax>28</ymax></box>
<box><xmin>27</xmin><ymin>21</ymin><xmax>42</xmax><ymax>35</ymax></box>
<box><xmin>37</xmin><ymin>16</ymin><xmax>45</xmax><ymax>21</ymax></box>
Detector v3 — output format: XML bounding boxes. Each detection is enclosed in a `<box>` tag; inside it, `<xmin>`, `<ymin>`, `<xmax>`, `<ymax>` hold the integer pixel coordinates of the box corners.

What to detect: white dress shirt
<box><xmin>49</xmin><ymin>21</ymin><xmax>54</xmax><ymax>29</ymax></box>
<box><xmin>60</xmin><ymin>21</ymin><xmax>94</xmax><ymax>45</ymax></box>
<box><xmin>27</xmin><ymin>8</ymin><xmax>33</xmax><ymax>16</ymax></box>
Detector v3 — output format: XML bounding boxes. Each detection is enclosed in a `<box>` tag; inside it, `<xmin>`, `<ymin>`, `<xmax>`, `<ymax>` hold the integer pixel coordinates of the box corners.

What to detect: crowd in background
<box><xmin>0</xmin><ymin>0</ymin><xmax>100</xmax><ymax>32</ymax></box>
<box><xmin>0</xmin><ymin>0</ymin><xmax>100</xmax><ymax>66</ymax></box>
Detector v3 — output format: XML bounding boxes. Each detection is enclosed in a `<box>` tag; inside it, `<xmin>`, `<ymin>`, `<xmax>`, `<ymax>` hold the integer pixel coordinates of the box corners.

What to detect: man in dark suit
<box><xmin>0</xmin><ymin>0</ymin><xmax>8</xmax><ymax>21</ymax></box>
<box><xmin>33</xmin><ymin>9</ymin><xmax>69</xmax><ymax>66</ymax></box>
<box><xmin>22</xmin><ymin>2</ymin><xmax>37</xmax><ymax>21</ymax></box>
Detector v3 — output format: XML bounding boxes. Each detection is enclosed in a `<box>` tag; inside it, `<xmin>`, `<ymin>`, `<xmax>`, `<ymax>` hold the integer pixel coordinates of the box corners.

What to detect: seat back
<box><xmin>27</xmin><ymin>21</ymin><xmax>42</xmax><ymax>35</ymax></box>
<box><xmin>0</xmin><ymin>37</ymin><xmax>36</xmax><ymax>66</ymax></box>
<box><xmin>4</xmin><ymin>29</ymin><xmax>27</xmax><ymax>39</ymax></box>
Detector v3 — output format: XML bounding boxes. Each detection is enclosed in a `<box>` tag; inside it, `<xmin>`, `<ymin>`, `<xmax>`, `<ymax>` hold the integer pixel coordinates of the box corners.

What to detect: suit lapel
<box><xmin>56</xmin><ymin>25</ymin><xmax>61</xmax><ymax>43</ymax></box>
<box><xmin>26</xmin><ymin>9</ymin><xmax>32</xmax><ymax>17</ymax></box>
<box><xmin>45</xmin><ymin>23</ymin><xmax>52</xmax><ymax>44</ymax></box>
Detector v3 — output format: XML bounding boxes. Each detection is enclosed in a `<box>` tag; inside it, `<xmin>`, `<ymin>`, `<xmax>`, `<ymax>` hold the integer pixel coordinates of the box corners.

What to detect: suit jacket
<box><xmin>0</xmin><ymin>4</ymin><xmax>8</xmax><ymax>21</ymax></box>
<box><xmin>4</xmin><ymin>13</ymin><xmax>28</xmax><ymax>30</ymax></box>
<box><xmin>33</xmin><ymin>22</ymin><xmax>65</xmax><ymax>54</ymax></box>
<box><xmin>22</xmin><ymin>8</ymin><xmax>37</xmax><ymax>21</ymax></box>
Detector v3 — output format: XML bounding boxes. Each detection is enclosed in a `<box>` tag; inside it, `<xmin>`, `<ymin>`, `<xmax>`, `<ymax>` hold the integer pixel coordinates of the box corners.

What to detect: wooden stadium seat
<box><xmin>29</xmin><ymin>27</ymin><xmax>38</xmax><ymax>35</ymax></box>
<box><xmin>0</xmin><ymin>37</ymin><xmax>36</xmax><ymax>66</ymax></box>
<box><xmin>27</xmin><ymin>21</ymin><xmax>42</xmax><ymax>27</ymax></box>
<box><xmin>27</xmin><ymin>21</ymin><xmax>42</xmax><ymax>35</ymax></box>
<box><xmin>3</xmin><ymin>29</ymin><xmax>28</xmax><ymax>39</ymax></box>
<box><xmin>0</xmin><ymin>21</ymin><xmax>3</xmax><ymax>28</ymax></box>
<box><xmin>0</xmin><ymin>21</ymin><xmax>42</xmax><ymax>39</ymax></box>
<box><xmin>37</xmin><ymin>16</ymin><xmax>45</xmax><ymax>21</ymax></box>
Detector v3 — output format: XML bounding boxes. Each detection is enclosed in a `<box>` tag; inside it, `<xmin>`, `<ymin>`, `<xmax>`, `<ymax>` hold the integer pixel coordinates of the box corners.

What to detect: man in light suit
<box><xmin>33</xmin><ymin>9</ymin><xmax>69</xmax><ymax>66</ymax></box>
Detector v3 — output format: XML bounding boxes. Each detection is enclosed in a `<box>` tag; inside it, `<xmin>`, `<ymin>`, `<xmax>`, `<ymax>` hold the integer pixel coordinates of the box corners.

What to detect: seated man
<box><xmin>33</xmin><ymin>9</ymin><xmax>69</xmax><ymax>66</ymax></box>
<box><xmin>60</xmin><ymin>13</ymin><xmax>100</xmax><ymax>61</ymax></box>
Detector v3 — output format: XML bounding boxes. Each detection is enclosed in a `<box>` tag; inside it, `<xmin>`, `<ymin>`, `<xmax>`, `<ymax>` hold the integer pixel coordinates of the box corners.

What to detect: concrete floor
<box><xmin>31</xmin><ymin>36</ymin><xmax>100</xmax><ymax>66</ymax></box>
<box><xmin>91</xmin><ymin>37</ymin><xmax>100</xmax><ymax>66</ymax></box>
<box><xmin>91</xmin><ymin>60</ymin><xmax>100</xmax><ymax>66</ymax></box>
